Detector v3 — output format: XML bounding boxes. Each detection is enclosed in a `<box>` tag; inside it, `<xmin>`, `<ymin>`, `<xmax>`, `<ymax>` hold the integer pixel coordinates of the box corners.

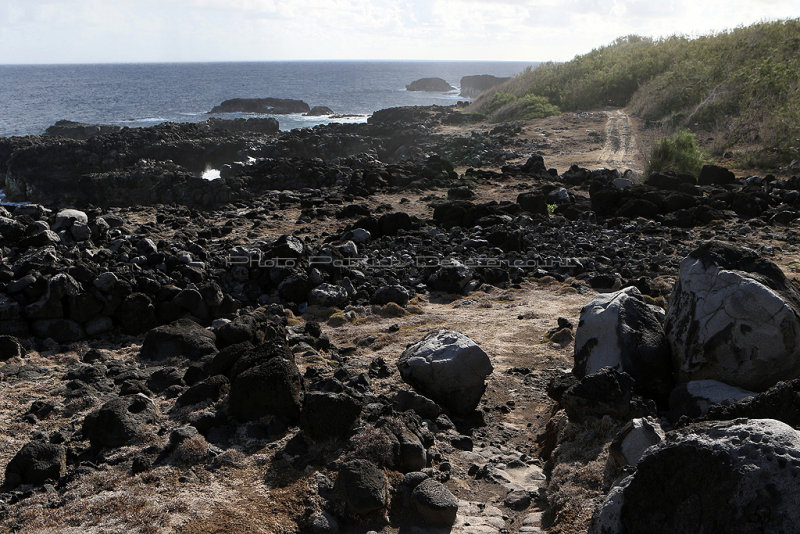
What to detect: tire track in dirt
<box><xmin>600</xmin><ymin>109</ymin><xmax>639</xmax><ymax>171</ymax></box>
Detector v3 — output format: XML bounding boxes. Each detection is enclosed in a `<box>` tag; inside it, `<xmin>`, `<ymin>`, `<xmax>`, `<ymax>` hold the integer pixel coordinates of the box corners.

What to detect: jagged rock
<box><xmin>574</xmin><ymin>286</ymin><xmax>672</xmax><ymax>402</ymax></box>
<box><xmin>665</xmin><ymin>241</ymin><xmax>800</xmax><ymax>391</ymax></box>
<box><xmin>228</xmin><ymin>356</ymin><xmax>303</xmax><ymax>422</ymax></box>
<box><xmin>372</xmin><ymin>285</ymin><xmax>413</xmax><ymax>306</ymax></box>
<box><xmin>561</xmin><ymin>367</ymin><xmax>655</xmax><ymax>423</ymax></box>
<box><xmin>300</xmin><ymin>392</ymin><xmax>362</xmax><ymax>441</ymax></box>
<box><xmin>31</xmin><ymin>319</ymin><xmax>85</xmax><ymax>342</ymax></box>
<box><xmin>697</xmin><ymin>164</ymin><xmax>736</xmax><ymax>186</ymax></box>
<box><xmin>392</xmin><ymin>389</ymin><xmax>441</xmax><ymax>420</ymax></box>
<box><xmin>592</xmin><ymin>419</ymin><xmax>800</xmax><ymax>534</ymax></box>
<box><xmin>333</xmin><ymin>459</ymin><xmax>387</xmax><ymax>517</ymax></box>
<box><xmin>308</xmin><ymin>283</ymin><xmax>348</xmax><ymax>308</ymax></box>
<box><xmin>406</xmin><ymin>78</ymin><xmax>455</xmax><ymax>92</ymax></box>
<box><xmin>702</xmin><ymin>378</ymin><xmax>800</xmax><ymax>428</ymax></box>
<box><xmin>44</xmin><ymin>120</ymin><xmax>121</xmax><ymax>140</ymax></box>
<box><xmin>517</xmin><ymin>192</ymin><xmax>548</xmax><ymax>215</ymax></box>
<box><xmin>0</xmin><ymin>335</ymin><xmax>25</xmax><ymax>360</ymax></box>
<box><xmin>608</xmin><ymin>417</ymin><xmax>665</xmax><ymax>468</ymax></box>
<box><xmin>176</xmin><ymin>375</ymin><xmax>230</xmax><ymax>406</ymax></box>
<box><xmin>210</xmin><ymin>98</ymin><xmax>310</xmax><ymax>114</ymax></box>
<box><xmin>3</xmin><ymin>440</ymin><xmax>66</xmax><ymax>488</ymax></box>
<box><xmin>427</xmin><ymin>261</ymin><xmax>472</xmax><ymax>294</ymax></box>
<box><xmin>397</xmin><ymin>330</ymin><xmax>492</xmax><ymax>415</ymax></box>
<box><xmin>306</xmin><ymin>106</ymin><xmax>334</xmax><ymax>116</ymax></box>
<box><xmin>82</xmin><ymin>394</ymin><xmax>158</xmax><ymax>448</ymax></box>
<box><xmin>115</xmin><ymin>292</ymin><xmax>156</xmax><ymax>334</ymax></box>
<box><xmin>669</xmin><ymin>379</ymin><xmax>755</xmax><ymax>417</ymax></box>
<box><xmin>140</xmin><ymin>319</ymin><xmax>217</xmax><ymax>361</ymax></box>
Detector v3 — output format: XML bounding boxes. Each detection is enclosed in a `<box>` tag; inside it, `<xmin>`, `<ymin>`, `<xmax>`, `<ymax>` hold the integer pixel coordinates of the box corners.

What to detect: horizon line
<box><xmin>0</xmin><ymin>58</ymin><xmax>542</xmax><ymax>67</ymax></box>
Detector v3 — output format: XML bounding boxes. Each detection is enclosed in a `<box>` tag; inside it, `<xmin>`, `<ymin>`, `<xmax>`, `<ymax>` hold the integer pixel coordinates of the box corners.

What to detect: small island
<box><xmin>210</xmin><ymin>98</ymin><xmax>312</xmax><ymax>114</ymax></box>
<box><xmin>406</xmin><ymin>77</ymin><xmax>455</xmax><ymax>92</ymax></box>
<box><xmin>460</xmin><ymin>74</ymin><xmax>511</xmax><ymax>98</ymax></box>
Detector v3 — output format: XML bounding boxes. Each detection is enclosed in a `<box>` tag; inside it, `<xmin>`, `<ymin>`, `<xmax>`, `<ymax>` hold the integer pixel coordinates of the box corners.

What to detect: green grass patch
<box><xmin>646</xmin><ymin>129</ymin><xmax>705</xmax><ymax>176</ymax></box>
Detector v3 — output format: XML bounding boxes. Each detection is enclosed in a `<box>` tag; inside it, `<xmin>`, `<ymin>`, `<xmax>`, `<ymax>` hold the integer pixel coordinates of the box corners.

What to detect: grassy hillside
<box><xmin>470</xmin><ymin>19</ymin><xmax>800</xmax><ymax>167</ymax></box>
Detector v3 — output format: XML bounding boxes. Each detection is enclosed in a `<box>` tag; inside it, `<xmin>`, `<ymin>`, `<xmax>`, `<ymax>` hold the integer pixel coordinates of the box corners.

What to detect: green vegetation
<box><xmin>470</xmin><ymin>19</ymin><xmax>800</xmax><ymax>165</ymax></box>
<box><xmin>481</xmin><ymin>92</ymin><xmax>559</xmax><ymax>122</ymax></box>
<box><xmin>645</xmin><ymin>129</ymin><xmax>705</xmax><ymax>176</ymax></box>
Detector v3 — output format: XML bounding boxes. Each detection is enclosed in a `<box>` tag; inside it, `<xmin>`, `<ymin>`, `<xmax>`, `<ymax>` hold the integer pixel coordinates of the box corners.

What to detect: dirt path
<box><xmin>599</xmin><ymin>109</ymin><xmax>640</xmax><ymax>172</ymax></box>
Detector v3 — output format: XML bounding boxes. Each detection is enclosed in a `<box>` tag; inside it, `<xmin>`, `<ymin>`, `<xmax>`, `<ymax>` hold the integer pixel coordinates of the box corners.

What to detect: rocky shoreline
<box><xmin>2</xmin><ymin>105</ymin><xmax>800</xmax><ymax>533</ymax></box>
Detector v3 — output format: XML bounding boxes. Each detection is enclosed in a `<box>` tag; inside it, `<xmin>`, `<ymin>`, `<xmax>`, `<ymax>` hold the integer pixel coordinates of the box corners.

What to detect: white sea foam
<box><xmin>202</xmin><ymin>168</ymin><xmax>221</xmax><ymax>181</ymax></box>
<box><xmin>0</xmin><ymin>189</ymin><xmax>28</xmax><ymax>206</ymax></box>
<box><xmin>120</xmin><ymin>117</ymin><xmax>170</xmax><ymax>123</ymax></box>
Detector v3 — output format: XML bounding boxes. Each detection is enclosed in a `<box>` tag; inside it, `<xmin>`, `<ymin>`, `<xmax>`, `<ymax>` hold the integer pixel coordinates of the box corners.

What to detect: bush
<box><xmin>484</xmin><ymin>92</ymin><xmax>518</xmax><ymax>115</ymax></box>
<box><xmin>490</xmin><ymin>94</ymin><xmax>560</xmax><ymax>122</ymax></box>
<box><xmin>646</xmin><ymin>129</ymin><xmax>705</xmax><ymax>176</ymax></box>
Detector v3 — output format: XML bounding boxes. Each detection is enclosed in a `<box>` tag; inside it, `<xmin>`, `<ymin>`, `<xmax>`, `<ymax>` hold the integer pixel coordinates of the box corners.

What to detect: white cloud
<box><xmin>1</xmin><ymin>0</ymin><xmax>799</xmax><ymax>62</ymax></box>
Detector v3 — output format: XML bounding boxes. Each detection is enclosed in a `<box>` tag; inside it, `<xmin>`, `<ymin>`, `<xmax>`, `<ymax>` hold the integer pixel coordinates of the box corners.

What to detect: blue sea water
<box><xmin>0</xmin><ymin>61</ymin><xmax>533</xmax><ymax>137</ymax></box>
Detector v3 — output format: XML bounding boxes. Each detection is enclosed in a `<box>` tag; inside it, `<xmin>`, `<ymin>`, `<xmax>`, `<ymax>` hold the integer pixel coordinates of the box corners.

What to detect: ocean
<box><xmin>0</xmin><ymin>61</ymin><xmax>533</xmax><ymax>137</ymax></box>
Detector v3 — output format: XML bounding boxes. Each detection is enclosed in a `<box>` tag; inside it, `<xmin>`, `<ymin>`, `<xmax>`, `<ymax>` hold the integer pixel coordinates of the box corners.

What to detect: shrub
<box><xmin>490</xmin><ymin>93</ymin><xmax>560</xmax><ymax>122</ymax></box>
<box><xmin>645</xmin><ymin>129</ymin><xmax>705</xmax><ymax>176</ymax></box>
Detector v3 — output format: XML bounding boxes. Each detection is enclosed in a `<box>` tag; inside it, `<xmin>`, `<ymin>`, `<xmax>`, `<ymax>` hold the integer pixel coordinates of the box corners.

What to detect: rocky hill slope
<box><xmin>2</xmin><ymin>106</ymin><xmax>800</xmax><ymax>533</ymax></box>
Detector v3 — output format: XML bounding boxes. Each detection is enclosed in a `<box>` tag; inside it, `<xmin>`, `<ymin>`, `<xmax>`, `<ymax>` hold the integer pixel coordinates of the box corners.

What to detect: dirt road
<box><xmin>599</xmin><ymin>109</ymin><xmax>639</xmax><ymax>171</ymax></box>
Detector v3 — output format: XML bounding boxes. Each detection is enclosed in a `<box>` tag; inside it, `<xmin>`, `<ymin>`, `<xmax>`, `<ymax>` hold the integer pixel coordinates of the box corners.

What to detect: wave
<box><xmin>119</xmin><ymin>117</ymin><xmax>171</xmax><ymax>124</ymax></box>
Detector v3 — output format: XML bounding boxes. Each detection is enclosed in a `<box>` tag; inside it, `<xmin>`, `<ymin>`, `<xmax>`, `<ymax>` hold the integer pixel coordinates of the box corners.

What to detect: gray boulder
<box><xmin>593</xmin><ymin>419</ymin><xmax>800</xmax><ymax>534</ymax></box>
<box><xmin>669</xmin><ymin>379</ymin><xmax>755</xmax><ymax>417</ymax></box>
<box><xmin>300</xmin><ymin>392</ymin><xmax>362</xmax><ymax>441</ymax></box>
<box><xmin>412</xmin><ymin>478</ymin><xmax>459</xmax><ymax>525</ymax></box>
<box><xmin>333</xmin><ymin>459</ymin><xmax>387</xmax><ymax>517</ymax></box>
<box><xmin>54</xmin><ymin>208</ymin><xmax>88</xmax><ymax>229</ymax></box>
<box><xmin>0</xmin><ymin>335</ymin><xmax>26</xmax><ymax>360</ymax></box>
<box><xmin>372</xmin><ymin>285</ymin><xmax>413</xmax><ymax>306</ymax></box>
<box><xmin>397</xmin><ymin>330</ymin><xmax>493</xmax><ymax>415</ymax></box>
<box><xmin>228</xmin><ymin>356</ymin><xmax>303</xmax><ymax>422</ymax></box>
<box><xmin>82</xmin><ymin>394</ymin><xmax>159</xmax><ymax>448</ymax></box>
<box><xmin>3</xmin><ymin>440</ymin><xmax>66</xmax><ymax>488</ymax></box>
<box><xmin>665</xmin><ymin>241</ymin><xmax>800</xmax><ymax>391</ymax></box>
<box><xmin>574</xmin><ymin>286</ymin><xmax>672</xmax><ymax>402</ymax></box>
<box><xmin>140</xmin><ymin>319</ymin><xmax>217</xmax><ymax>361</ymax></box>
<box><xmin>427</xmin><ymin>261</ymin><xmax>473</xmax><ymax>294</ymax></box>
<box><xmin>608</xmin><ymin>417</ymin><xmax>665</xmax><ymax>468</ymax></box>
<box><xmin>308</xmin><ymin>283</ymin><xmax>349</xmax><ymax>308</ymax></box>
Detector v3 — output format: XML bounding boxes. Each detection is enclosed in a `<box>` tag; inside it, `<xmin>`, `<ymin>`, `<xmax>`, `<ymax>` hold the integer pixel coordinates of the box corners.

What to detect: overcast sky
<box><xmin>1</xmin><ymin>0</ymin><xmax>799</xmax><ymax>64</ymax></box>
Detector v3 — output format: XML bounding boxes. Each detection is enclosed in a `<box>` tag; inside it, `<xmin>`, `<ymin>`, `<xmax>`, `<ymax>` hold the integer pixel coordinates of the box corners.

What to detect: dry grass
<box><xmin>545</xmin><ymin>415</ymin><xmax>625</xmax><ymax>534</ymax></box>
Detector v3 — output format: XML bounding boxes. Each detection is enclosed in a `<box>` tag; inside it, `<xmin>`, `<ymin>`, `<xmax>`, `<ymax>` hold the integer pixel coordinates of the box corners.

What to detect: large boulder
<box><xmin>140</xmin><ymin>319</ymin><xmax>218</xmax><ymax>361</ymax></box>
<box><xmin>412</xmin><ymin>478</ymin><xmax>459</xmax><ymax>525</ymax></box>
<box><xmin>3</xmin><ymin>440</ymin><xmax>66</xmax><ymax>488</ymax></box>
<box><xmin>697</xmin><ymin>164</ymin><xmax>736</xmax><ymax>186</ymax></box>
<box><xmin>300</xmin><ymin>392</ymin><xmax>362</xmax><ymax>441</ymax></box>
<box><xmin>82</xmin><ymin>394</ymin><xmax>159</xmax><ymax>448</ymax></box>
<box><xmin>592</xmin><ymin>419</ymin><xmax>800</xmax><ymax>534</ymax></box>
<box><xmin>668</xmin><ymin>379</ymin><xmax>755</xmax><ymax>417</ymax></box>
<box><xmin>228</xmin><ymin>356</ymin><xmax>303</xmax><ymax>422</ymax></box>
<box><xmin>574</xmin><ymin>286</ymin><xmax>672</xmax><ymax>402</ymax></box>
<box><xmin>703</xmin><ymin>378</ymin><xmax>800</xmax><ymax>428</ymax></box>
<box><xmin>561</xmin><ymin>367</ymin><xmax>654</xmax><ymax>423</ymax></box>
<box><xmin>397</xmin><ymin>330</ymin><xmax>493</xmax><ymax>415</ymax></box>
<box><xmin>333</xmin><ymin>459</ymin><xmax>387</xmax><ymax>517</ymax></box>
<box><xmin>665</xmin><ymin>241</ymin><xmax>800</xmax><ymax>391</ymax></box>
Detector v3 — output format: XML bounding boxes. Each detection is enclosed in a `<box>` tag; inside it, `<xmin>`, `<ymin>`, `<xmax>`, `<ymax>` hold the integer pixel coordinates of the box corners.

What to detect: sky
<box><xmin>1</xmin><ymin>0</ymin><xmax>800</xmax><ymax>64</ymax></box>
